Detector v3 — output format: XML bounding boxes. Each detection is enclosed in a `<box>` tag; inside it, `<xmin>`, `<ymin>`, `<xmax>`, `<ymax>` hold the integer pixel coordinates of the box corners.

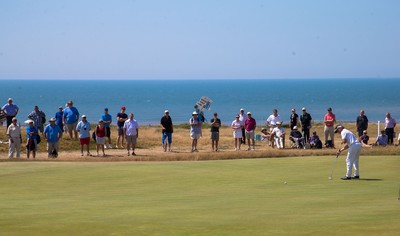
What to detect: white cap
<box><xmin>302</xmin><ymin>107</ymin><xmax>306</xmax><ymax>111</ymax></box>
<box><xmin>82</xmin><ymin>115</ymin><xmax>87</xmax><ymax>118</ymax></box>
<box><xmin>164</xmin><ymin>110</ymin><xmax>169</xmax><ymax>113</ymax></box>
<box><xmin>293</xmin><ymin>126</ymin><xmax>298</xmax><ymax>130</ymax></box>
<box><xmin>192</xmin><ymin>111</ymin><xmax>198</xmax><ymax>115</ymax></box>
<box><xmin>240</xmin><ymin>108</ymin><xmax>244</xmax><ymax>111</ymax></box>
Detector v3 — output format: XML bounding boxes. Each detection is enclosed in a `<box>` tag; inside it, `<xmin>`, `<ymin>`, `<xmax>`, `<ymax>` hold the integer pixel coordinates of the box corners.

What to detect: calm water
<box><xmin>1</xmin><ymin>79</ymin><xmax>399</xmax><ymax>125</ymax></box>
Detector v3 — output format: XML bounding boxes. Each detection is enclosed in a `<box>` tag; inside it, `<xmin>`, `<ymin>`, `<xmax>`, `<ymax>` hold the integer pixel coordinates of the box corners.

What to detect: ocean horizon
<box><xmin>1</xmin><ymin>78</ymin><xmax>399</xmax><ymax>126</ymax></box>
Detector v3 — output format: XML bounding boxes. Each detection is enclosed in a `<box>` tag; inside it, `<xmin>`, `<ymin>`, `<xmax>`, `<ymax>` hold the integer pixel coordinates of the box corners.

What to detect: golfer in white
<box><xmin>335</xmin><ymin>125</ymin><xmax>362</xmax><ymax>180</ymax></box>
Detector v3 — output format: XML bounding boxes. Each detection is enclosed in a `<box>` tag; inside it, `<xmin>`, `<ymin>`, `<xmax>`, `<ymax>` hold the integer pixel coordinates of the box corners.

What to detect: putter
<box><xmin>329</xmin><ymin>146</ymin><xmax>341</xmax><ymax>180</ymax></box>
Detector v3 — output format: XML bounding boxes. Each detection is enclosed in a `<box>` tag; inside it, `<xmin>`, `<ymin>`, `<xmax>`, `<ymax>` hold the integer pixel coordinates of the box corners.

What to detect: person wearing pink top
<box><xmin>244</xmin><ymin>112</ymin><xmax>256</xmax><ymax>151</ymax></box>
<box><xmin>324</xmin><ymin>107</ymin><xmax>336</xmax><ymax>147</ymax></box>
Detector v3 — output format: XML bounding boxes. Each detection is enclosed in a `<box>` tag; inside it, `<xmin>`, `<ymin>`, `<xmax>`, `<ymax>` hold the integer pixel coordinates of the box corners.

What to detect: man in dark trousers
<box><xmin>160</xmin><ymin>110</ymin><xmax>173</xmax><ymax>152</ymax></box>
<box><xmin>300</xmin><ymin>107</ymin><xmax>312</xmax><ymax>143</ymax></box>
<box><xmin>356</xmin><ymin>109</ymin><xmax>368</xmax><ymax>137</ymax></box>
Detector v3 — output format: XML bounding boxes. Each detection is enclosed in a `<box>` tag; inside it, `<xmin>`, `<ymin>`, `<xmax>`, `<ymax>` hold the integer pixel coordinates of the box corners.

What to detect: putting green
<box><xmin>0</xmin><ymin>156</ymin><xmax>399</xmax><ymax>236</ymax></box>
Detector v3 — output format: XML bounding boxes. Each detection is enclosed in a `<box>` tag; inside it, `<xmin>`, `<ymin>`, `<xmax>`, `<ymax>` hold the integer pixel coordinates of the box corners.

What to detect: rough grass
<box><xmin>1</xmin><ymin>123</ymin><xmax>399</xmax><ymax>161</ymax></box>
<box><xmin>0</xmin><ymin>156</ymin><xmax>399</xmax><ymax>235</ymax></box>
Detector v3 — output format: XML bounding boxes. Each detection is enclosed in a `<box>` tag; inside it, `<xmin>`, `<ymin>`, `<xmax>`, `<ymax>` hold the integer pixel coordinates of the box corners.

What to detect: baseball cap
<box><xmin>327</xmin><ymin>107</ymin><xmax>332</xmax><ymax>111</ymax></box>
<box><xmin>334</xmin><ymin>125</ymin><xmax>344</xmax><ymax>133</ymax></box>
<box><xmin>49</xmin><ymin>117</ymin><xmax>56</xmax><ymax>122</ymax></box>
<box><xmin>8</xmin><ymin>98</ymin><xmax>12</xmax><ymax>101</ymax></box>
<box><xmin>82</xmin><ymin>115</ymin><xmax>87</xmax><ymax>118</ymax></box>
<box><xmin>276</xmin><ymin>121</ymin><xmax>281</xmax><ymax>125</ymax></box>
<box><xmin>121</xmin><ymin>106</ymin><xmax>126</xmax><ymax>110</ymax></box>
<box><xmin>165</xmin><ymin>110</ymin><xmax>169</xmax><ymax>113</ymax></box>
<box><xmin>104</xmin><ymin>107</ymin><xmax>108</xmax><ymax>111</ymax></box>
<box><xmin>302</xmin><ymin>107</ymin><xmax>306</xmax><ymax>111</ymax></box>
<box><xmin>192</xmin><ymin>111</ymin><xmax>198</xmax><ymax>115</ymax></box>
<box><xmin>247</xmin><ymin>112</ymin><xmax>251</xmax><ymax>115</ymax></box>
<box><xmin>58</xmin><ymin>106</ymin><xmax>63</xmax><ymax>109</ymax></box>
<box><xmin>240</xmin><ymin>108</ymin><xmax>244</xmax><ymax>111</ymax></box>
<box><xmin>293</xmin><ymin>126</ymin><xmax>298</xmax><ymax>130</ymax></box>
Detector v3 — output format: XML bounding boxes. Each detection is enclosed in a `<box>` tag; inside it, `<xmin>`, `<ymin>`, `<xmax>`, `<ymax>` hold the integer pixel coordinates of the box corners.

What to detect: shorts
<box><xmin>118</xmin><ymin>126</ymin><xmax>124</xmax><ymax>136</ymax></box>
<box><xmin>96</xmin><ymin>136</ymin><xmax>106</xmax><ymax>145</ymax></box>
<box><xmin>67</xmin><ymin>121</ymin><xmax>78</xmax><ymax>133</ymax></box>
<box><xmin>126</xmin><ymin>135</ymin><xmax>137</xmax><ymax>145</ymax></box>
<box><xmin>80</xmin><ymin>137</ymin><xmax>90</xmax><ymax>145</ymax></box>
<box><xmin>190</xmin><ymin>133</ymin><xmax>201</xmax><ymax>140</ymax></box>
<box><xmin>105</xmin><ymin>127</ymin><xmax>111</xmax><ymax>138</ymax></box>
<box><xmin>162</xmin><ymin>132</ymin><xmax>172</xmax><ymax>144</ymax></box>
<box><xmin>210</xmin><ymin>131</ymin><xmax>219</xmax><ymax>141</ymax></box>
<box><xmin>245</xmin><ymin>130</ymin><xmax>255</xmax><ymax>139</ymax></box>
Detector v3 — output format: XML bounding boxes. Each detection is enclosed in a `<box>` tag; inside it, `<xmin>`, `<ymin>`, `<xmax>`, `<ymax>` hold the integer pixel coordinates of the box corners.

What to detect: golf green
<box><xmin>0</xmin><ymin>156</ymin><xmax>399</xmax><ymax>235</ymax></box>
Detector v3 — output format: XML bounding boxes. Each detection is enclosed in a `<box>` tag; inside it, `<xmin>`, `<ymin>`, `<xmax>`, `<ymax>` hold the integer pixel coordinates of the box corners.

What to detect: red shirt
<box><xmin>96</xmin><ymin>126</ymin><xmax>106</xmax><ymax>137</ymax></box>
<box><xmin>324</xmin><ymin>113</ymin><xmax>336</xmax><ymax>127</ymax></box>
<box><xmin>244</xmin><ymin>117</ymin><xmax>256</xmax><ymax>131</ymax></box>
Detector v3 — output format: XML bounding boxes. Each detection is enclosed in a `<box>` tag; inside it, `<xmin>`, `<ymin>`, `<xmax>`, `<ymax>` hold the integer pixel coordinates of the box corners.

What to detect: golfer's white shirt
<box><xmin>341</xmin><ymin>129</ymin><xmax>358</xmax><ymax>146</ymax></box>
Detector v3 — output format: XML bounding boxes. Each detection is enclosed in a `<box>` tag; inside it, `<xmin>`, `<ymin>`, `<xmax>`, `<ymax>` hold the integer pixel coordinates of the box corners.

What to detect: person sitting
<box><xmin>374</xmin><ymin>130</ymin><xmax>388</xmax><ymax>146</ymax></box>
<box><xmin>289</xmin><ymin>126</ymin><xmax>304</xmax><ymax>148</ymax></box>
<box><xmin>272</xmin><ymin>122</ymin><xmax>285</xmax><ymax>149</ymax></box>
<box><xmin>260</xmin><ymin>128</ymin><xmax>271</xmax><ymax>142</ymax></box>
<box><xmin>359</xmin><ymin>130</ymin><xmax>369</xmax><ymax>145</ymax></box>
<box><xmin>309</xmin><ymin>131</ymin><xmax>322</xmax><ymax>149</ymax></box>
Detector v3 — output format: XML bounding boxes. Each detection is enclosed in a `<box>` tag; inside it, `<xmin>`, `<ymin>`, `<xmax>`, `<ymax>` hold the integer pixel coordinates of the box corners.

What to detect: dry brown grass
<box><xmin>0</xmin><ymin>123</ymin><xmax>399</xmax><ymax>161</ymax></box>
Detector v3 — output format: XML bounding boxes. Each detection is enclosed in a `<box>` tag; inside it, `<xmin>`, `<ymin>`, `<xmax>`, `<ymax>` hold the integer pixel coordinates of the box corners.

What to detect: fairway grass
<box><xmin>0</xmin><ymin>156</ymin><xmax>399</xmax><ymax>236</ymax></box>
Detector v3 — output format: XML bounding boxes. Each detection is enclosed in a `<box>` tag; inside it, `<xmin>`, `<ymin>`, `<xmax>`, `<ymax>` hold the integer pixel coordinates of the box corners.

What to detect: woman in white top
<box><xmin>231</xmin><ymin>114</ymin><xmax>243</xmax><ymax>151</ymax></box>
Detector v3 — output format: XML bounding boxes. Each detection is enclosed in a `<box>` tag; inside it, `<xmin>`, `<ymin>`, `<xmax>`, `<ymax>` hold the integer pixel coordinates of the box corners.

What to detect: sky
<box><xmin>0</xmin><ymin>0</ymin><xmax>399</xmax><ymax>80</ymax></box>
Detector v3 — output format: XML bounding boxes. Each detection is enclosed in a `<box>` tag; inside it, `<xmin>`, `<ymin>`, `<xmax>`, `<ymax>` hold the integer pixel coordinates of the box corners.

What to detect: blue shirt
<box><xmin>1</xmin><ymin>104</ymin><xmax>19</xmax><ymax>116</ymax></box>
<box><xmin>76</xmin><ymin>120</ymin><xmax>91</xmax><ymax>138</ymax></box>
<box><xmin>63</xmin><ymin>107</ymin><xmax>79</xmax><ymax>124</ymax></box>
<box><xmin>55</xmin><ymin>111</ymin><xmax>63</xmax><ymax>127</ymax></box>
<box><xmin>44</xmin><ymin>124</ymin><xmax>62</xmax><ymax>143</ymax></box>
<box><xmin>101</xmin><ymin>114</ymin><xmax>112</xmax><ymax>127</ymax></box>
<box><xmin>26</xmin><ymin>126</ymin><xmax>38</xmax><ymax>139</ymax></box>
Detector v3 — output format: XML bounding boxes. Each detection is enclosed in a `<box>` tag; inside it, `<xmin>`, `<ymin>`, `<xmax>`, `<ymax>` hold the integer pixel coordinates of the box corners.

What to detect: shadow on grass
<box><xmin>358</xmin><ymin>178</ymin><xmax>383</xmax><ymax>181</ymax></box>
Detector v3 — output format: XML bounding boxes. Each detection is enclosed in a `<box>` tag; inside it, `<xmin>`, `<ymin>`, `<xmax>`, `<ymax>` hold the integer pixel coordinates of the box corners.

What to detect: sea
<box><xmin>1</xmin><ymin>79</ymin><xmax>399</xmax><ymax>126</ymax></box>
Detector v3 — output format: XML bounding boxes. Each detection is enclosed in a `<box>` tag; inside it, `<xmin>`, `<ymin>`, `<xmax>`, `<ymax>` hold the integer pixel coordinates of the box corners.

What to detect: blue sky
<box><xmin>0</xmin><ymin>0</ymin><xmax>399</xmax><ymax>80</ymax></box>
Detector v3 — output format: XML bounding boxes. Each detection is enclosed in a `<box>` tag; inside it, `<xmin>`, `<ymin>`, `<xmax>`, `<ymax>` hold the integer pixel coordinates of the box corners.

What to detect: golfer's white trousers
<box><xmin>345</xmin><ymin>142</ymin><xmax>362</xmax><ymax>177</ymax></box>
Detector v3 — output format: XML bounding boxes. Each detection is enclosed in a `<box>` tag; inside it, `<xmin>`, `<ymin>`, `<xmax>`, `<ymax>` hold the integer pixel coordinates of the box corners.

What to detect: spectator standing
<box><xmin>266</xmin><ymin>109</ymin><xmax>283</xmax><ymax>148</ymax></box>
<box><xmin>356</xmin><ymin>110</ymin><xmax>369</xmax><ymax>137</ymax></box>
<box><xmin>324</xmin><ymin>107</ymin><xmax>336</xmax><ymax>147</ymax></box>
<box><xmin>210</xmin><ymin>112</ymin><xmax>221</xmax><ymax>152</ymax></box>
<box><xmin>28</xmin><ymin>105</ymin><xmax>46</xmax><ymax>134</ymax></box>
<box><xmin>43</xmin><ymin>117</ymin><xmax>63</xmax><ymax>158</ymax></box>
<box><xmin>384</xmin><ymin>112</ymin><xmax>396</xmax><ymax>145</ymax></box>
<box><xmin>300</xmin><ymin>107</ymin><xmax>312</xmax><ymax>143</ymax></box>
<box><xmin>95</xmin><ymin>120</ymin><xmax>107</xmax><ymax>157</ymax></box>
<box><xmin>189</xmin><ymin>112</ymin><xmax>202</xmax><ymax>152</ymax></box>
<box><xmin>116</xmin><ymin>106</ymin><xmax>128</xmax><ymax>148</ymax></box>
<box><xmin>2</xmin><ymin>98</ymin><xmax>19</xmax><ymax>128</ymax></box>
<box><xmin>55</xmin><ymin>106</ymin><xmax>64</xmax><ymax>132</ymax></box>
<box><xmin>239</xmin><ymin>108</ymin><xmax>246</xmax><ymax>144</ymax></box>
<box><xmin>26</xmin><ymin>120</ymin><xmax>38</xmax><ymax>159</ymax></box>
<box><xmin>232</xmin><ymin>114</ymin><xmax>243</xmax><ymax>151</ymax></box>
<box><xmin>6</xmin><ymin>117</ymin><xmax>21</xmax><ymax>159</ymax></box>
<box><xmin>244</xmin><ymin>112</ymin><xmax>256</xmax><ymax>150</ymax></box>
<box><xmin>359</xmin><ymin>130</ymin><xmax>369</xmax><ymax>145</ymax></box>
<box><xmin>272</xmin><ymin>122</ymin><xmax>285</xmax><ymax>149</ymax></box>
<box><xmin>375</xmin><ymin>130</ymin><xmax>388</xmax><ymax>146</ymax></box>
<box><xmin>124</xmin><ymin>113</ymin><xmax>139</xmax><ymax>156</ymax></box>
<box><xmin>63</xmin><ymin>101</ymin><xmax>80</xmax><ymax>139</ymax></box>
<box><xmin>76</xmin><ymin>115</ymin><xmax>91</xmax><ymax>156</ymax></box>
<box><xmin>160</xmin><ymin>110</ymin><xmax>173</xmax><ymax>152</ymax></box>
<box><xmin>335</xmin><ymin>125</ymin><xmax>363</xmax><ymax>180</ymax></box>
<box><xmin>101</xmin><ymin>108</ymin><xmax>113</xmax><ymax>149</ymax></box>
<box><xmin>289</xmin><ymin>108</ymin><xmax>299</xmax><ymax>130</ymax></box>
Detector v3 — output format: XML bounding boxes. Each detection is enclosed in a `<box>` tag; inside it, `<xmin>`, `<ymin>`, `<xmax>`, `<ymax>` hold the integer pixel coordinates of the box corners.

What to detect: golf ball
<box><xmin>328</xmin><ymin>177</ymin><xmax>332</xmax><ymax>180</ymax></box>
<box><xmin>284</xmin><ymin>182</ymin><xmax>287</xmax><ymax>184</ymax></box>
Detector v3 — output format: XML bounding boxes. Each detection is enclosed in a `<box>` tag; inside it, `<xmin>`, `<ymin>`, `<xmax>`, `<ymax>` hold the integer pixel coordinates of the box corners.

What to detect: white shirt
<box><xmin>341</xmin><ymin>129</ymin><xmax>359</xmax><ymax>146</ymax></box>
<box><xmin>7</xmin><ymin>123</ymin><xmax>21</xmax><ymax>138</ymax></box>
<box><xmin>266</xmin><ymin>114</ymin><xmax>282</xmax><ymax>126</ymax></box>
<box><xmin>124</xmin><ymin>119</ymin><xmax>139</xmax><ymax>136</ymax></box>
<box><xmin>239</xmin><ymin>113</ymin><xmax>245</xmax><ymax>126</ymax></box>
<box><xmin>272</xmin><ymin>127</ymin><xmax>285</xmax><ymax>138</ymax></box>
